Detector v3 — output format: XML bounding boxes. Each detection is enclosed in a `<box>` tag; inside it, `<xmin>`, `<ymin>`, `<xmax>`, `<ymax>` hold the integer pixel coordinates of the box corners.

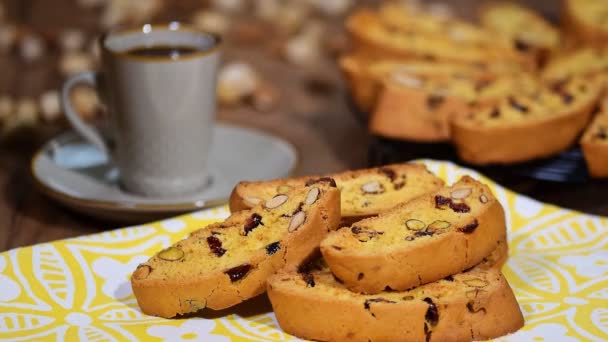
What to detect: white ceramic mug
<box><xmin>62</xmin><ymin>23</ymin><xmax>221</xmax><ymax>198</ymax></box>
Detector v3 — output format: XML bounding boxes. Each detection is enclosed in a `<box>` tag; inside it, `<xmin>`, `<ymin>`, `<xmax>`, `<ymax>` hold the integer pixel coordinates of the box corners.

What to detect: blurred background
<box><xmin>1</xmin><ymin>0</ymin><xmax>605</xmax><ymax>249</ymax></box>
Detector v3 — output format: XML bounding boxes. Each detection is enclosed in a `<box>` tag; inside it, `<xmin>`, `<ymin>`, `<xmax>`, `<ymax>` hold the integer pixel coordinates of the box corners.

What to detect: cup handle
<box><xmin>61</xmin><ymin>71</ymin><xmax>110</xmax><ymax>156</ymax></box>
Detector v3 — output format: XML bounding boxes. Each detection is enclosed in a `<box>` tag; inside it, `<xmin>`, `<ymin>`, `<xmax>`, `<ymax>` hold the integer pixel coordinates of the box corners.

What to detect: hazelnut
<box><xmin>39</xmin><ymin>90</ymin><xmax>62</xmax><ymax>122</ymax></box>
<box><xmin>19</xmin><ymin>34</ymin><xmax>45</xmax><ymax>62</ymax></box>
<box><xmin>59</xmin><ymin>52</ymin><xmax>95</xmax><ymax>76</ymax></box>
<box><xmin>217</xmin><ymin>62</ymin><xmax>260</xmax><ymax>105</ymax></box>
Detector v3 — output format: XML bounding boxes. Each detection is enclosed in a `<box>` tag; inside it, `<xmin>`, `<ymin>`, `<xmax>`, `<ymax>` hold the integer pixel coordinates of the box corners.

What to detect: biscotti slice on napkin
<box><xmin>267</xmin><ymin>251</ymin><xmax>523</xmax><ymax>342</ymax></box>
<box><xmin>320</xmin><ymin>176</ymin><xmax>506</xmax><ymax>294</ymax></box>
<box><xmin>479</xmin><ymin>1</ymin><xmax>559</xmax><ymax>65</ymax></box>
<box><xmin>131</xmin><ymin>182</ymin><xmax>340</xmax><ymax>318</ymax></box>
<box><xmin>581</xmin><ymin>102</ymin><xmax>608</xmax><ymax>178</ymax></box>
<box><xmin>451</xmin><ymin>74</ymin><xmax>605</xmax><ymax>165</ymax></box>
<box><xmin>370</xmin><ymin>71</ymin><xmax>539</xmax><ymax>142</ymax></box>
<box><xmin>230</xmin><ymin>163</ymin><xmax>443</xmax><ymax>224</ymax></box>
<box><xmin>562</xmin><ymin>0</ymin><xmax>608</xmax><ymax>47</ymax></box>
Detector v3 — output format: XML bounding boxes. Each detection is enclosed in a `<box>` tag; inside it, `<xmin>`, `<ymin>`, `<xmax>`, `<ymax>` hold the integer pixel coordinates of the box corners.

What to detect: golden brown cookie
<box><xmin>581</xmin><ymin>102</ymin><xmax>608</xmax><ymax>178</ymax></box>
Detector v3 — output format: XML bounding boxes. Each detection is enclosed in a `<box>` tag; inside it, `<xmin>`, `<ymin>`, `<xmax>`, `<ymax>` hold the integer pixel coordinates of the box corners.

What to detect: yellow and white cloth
<box><xmin>0</xmin><ymin>161</ymin><xmax>607</xmax><ymax>341</ymax></box>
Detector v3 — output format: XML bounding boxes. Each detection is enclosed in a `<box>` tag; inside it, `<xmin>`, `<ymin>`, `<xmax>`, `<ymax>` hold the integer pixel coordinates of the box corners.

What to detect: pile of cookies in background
<box><xmin>0</xmin><ymin>0</ymin><xmax>354</xmax><ymax>135</ymax></box>
<box><xmin>340</xmin><ymin>0</ymin><xmax>608</xmax><ymax>177</ymax></box>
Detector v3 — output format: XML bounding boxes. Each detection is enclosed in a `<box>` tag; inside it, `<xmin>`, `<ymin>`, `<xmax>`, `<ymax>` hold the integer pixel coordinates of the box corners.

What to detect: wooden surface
<box><xmin>0</xmin><ymin>0</ymin><xmax>606</xmax><ymax>252</ymax></box>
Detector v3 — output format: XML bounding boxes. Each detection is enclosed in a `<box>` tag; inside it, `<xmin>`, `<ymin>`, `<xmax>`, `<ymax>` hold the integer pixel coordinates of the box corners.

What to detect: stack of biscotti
<box><xmin>581</xmin><ymin>101</ymin><xmax>608</xmax><ymax>178</ymax></box>
<box><xmin>370</xmin><ymin>71</ymin><xmax>539</xmax><ymax>142</ymax></box>
<box><xmin>131</xmin><ymin>181</ymin><xmax>341</xmax><ymax>318</ymax></box>
<box><xmin>451</xmin><ymin>74</ymin><xmax>605</xmax><ymax>164</ymax></box>
<box><xmin>268</xmin><ymin>176</ymin><xmax>523</xmax><ymax>341</ymax></box>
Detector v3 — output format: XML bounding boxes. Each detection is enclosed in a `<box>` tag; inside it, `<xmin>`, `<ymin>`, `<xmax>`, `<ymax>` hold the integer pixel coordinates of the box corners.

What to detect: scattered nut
<box><xmin>19</xmin><ymin>34</ymin><xmax>45</xmax><ymax>62</ymax></box>
<box><xmin>305</xmin><ymin>187</ymin><xmax>320</xmax><ymax>205</ymax></box>
<box><xmin>427</xmin><ymin>220</ymin><xmax>451</xmax><ymax>231</ymax></box>
<box><xmin>284</xmin><ymin>33</ymin><xmax>322</xmax><ymax>66</ymax></box>
<box><xmin>217</xmin><ymin>62</ymin><xmax>260</xmax><ymax>105</ymax></box>
<box><xmin>265</xmin><ymin>194</ymin><xmax>289</xmax><ymax>209</ymax></box>
<box><xmin>255</xmin><ymin>0</ymin><xmax>280</xmax><ymax>20</ymax></box>
<box><xmin>309</xmin><ymin>0</ymin><xmax>353</xmax><ymax>16</ymax></box>
<box><xmin>39</xmin><ymin>90</ymin><xmax>62</xmax><ymax>122</ymax></box>
<box><xmin>479</xmin><ymin>194</ymin><xmax>488</xmax><ymax>204</ymax></box>
<box><xmin>59</xmin><ymin>29</ymin><xmax>86</xmax><ymax>52</ymax></box>
<box><xmin>250</xmin><ymin>82</ymin><xmax>279</xmax><ymax>112</ymax></box>
<box><xmin>361</xmin><ymin>181</ymin><xmax>384</xmax><ymax>194</ymax></box>
<box><xmin>0</xmin><ymin>95</ymin><xmax>14</xmax><ymax>122</ymax></box>
<box><xmin>211</xmin><ymin>0</ymin><xmax>246</xmax><ymax>13</ymax></box>
<box><xmin>71</xmin><ymin>86</ymin><xmax>99</xmax><ymax>120</ymax></box>
<box><xmin>191</xmin><ymin>10</ymin><xmax>230</xmax><ymax>35</ymax></box>
<box><xmin>405</xmin><ymin>219</ymin><xmax>426</xmax><ymax>231</ymax></box>
<box><xmin>459</xmin><ymin>219</ymin><xmax>479</xmax><ymax>234</ymax></box>
<box><xmin>60</xmin><ymin>52</ymin><xmax>95</xmax><ymax>76</ymax></box>
<box><xmin>463</xmin><ymin>278</ymin><xmax>489</xmax><ymax>288</ymax></box>
<box><xmin>15</xmin><ymin>97</ymin><xmax>39</xmax><ymax>125</ymax></box>
<box><xmin>243</xmin><ymin>196</ymin><xmax>262</xmax><ymax>207</ymax></box>
<box><xmin>392</xmin><ymin>72</ymin><xmax>422</xmax><ymax>88</ymax></box>
<box><xmin>276</xmin><ymin>185</ymin><xmax>293</xmax><ymax>194</ymax></box>
<box><xmin>275</xmin><ymin>2</ymin><xmax>310</xmax><ymax>34</ymax></box>
<box><xmin>158</xmin><ymin>246</ymin><xmax>184</xmax><ymax>261</ymax></box>
<box><xmin>288</xmin><ymin>211</ymin><xmax>306</xmax><ymax>232</ymax></box>
<box><xmin>0</xmin><ymin>24</ymin><xmax>18</xmax><ymax>52</ymax></box>
<box><xmin>451</xmin><ymin>188</ymin><xmax>472</xmax><ymax>200</ymax></box>
<box><xmin>132</xmin><ymin>264</ymin><xmax>152</xmax><ymax>280</ymax></box>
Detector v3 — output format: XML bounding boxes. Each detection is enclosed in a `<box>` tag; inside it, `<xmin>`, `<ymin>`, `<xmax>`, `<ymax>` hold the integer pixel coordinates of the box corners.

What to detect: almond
<box><xmin>288</xmin><ymin>211</ymin><xmax>306</xmax><ymax>232</ymax></box>
<box><xmin>361</xmin><ymin>180</ymin><xmax>384</xmax><ymax>194</ymax></box>
<box><xmin>265</xmin><ymin>194</ymin><xmax>288</xmax><ymax>209</ymax></box>
<box><xmin>305</xmin><ymin>187</ymin><xmax>320</xmax><ymax>205</ymax></box>
<box><xmin>451</xmin><ymin>187</ymin><xmax>472</xmax><ymax>200</ymax></box>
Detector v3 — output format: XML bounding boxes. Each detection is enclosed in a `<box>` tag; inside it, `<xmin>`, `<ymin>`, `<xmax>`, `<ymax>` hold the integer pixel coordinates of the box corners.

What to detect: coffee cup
<box><xmin>62</xmin><ymin>23</ymin><xmax>221</xmax><ymax>197</ymax></box>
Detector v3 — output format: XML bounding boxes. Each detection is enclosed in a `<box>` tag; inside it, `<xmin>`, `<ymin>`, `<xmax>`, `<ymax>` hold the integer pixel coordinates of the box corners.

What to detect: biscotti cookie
<box><xmin>131</xmin><ymin>182</ymin><xmax>340</xmax><ymax>318</ymax></box>
<box><xmin>479</xmin><ymin>1</ymin><xmax>559</xmax><ymax>65</ymax></box>
<box><xmin>267</xmin><ymin>255</ymin><xmax>523</xmax><ymax>342</ymax></box>
<box><xmin>542</xmin><ymin>47</ymin><xmax>608</xmax><ymax>82</ymax></box>
<box><xmin>581</xmin><ymin>103</ymin><xmax>608</xmax><ymax>178</ymax></box>
<box><xmin>230</xmin><ymin>163</ymin><xmax>444</xmax><ymax>224</ymax></box>
<box><xmin>346</xmin><ymin>9</ymin><xmax>530</xmax><ymax>69</ymax></box>
<box><xmin>370</xmin><ymin>71</ymin><xmax>539</xmax><ymax>142</ymax></box>
<box><xmin>562</xmin><ymin>0</ymin><xmax>608</xmax><ymax>47</ymax></box>
<box><xmin>451</xmin><ymin>75</ymin><xmax>605</xmax><ymax>165</ymax></box>
<box><xmin>320</xmin><ymin>176</ymin><xmax>506</xmax><ymax>294</ymax></box>
<box><xmin>339</xmin><ymin>54</ymin><xmax>525</xmax><ymax>114</ymax></box>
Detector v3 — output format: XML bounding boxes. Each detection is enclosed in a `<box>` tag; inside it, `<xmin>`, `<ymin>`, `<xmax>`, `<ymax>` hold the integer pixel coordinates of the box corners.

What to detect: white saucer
<box><xmin>31</xmin><ymin>123</ymin><xmax>298</xmax><ymax>223</ymax></box>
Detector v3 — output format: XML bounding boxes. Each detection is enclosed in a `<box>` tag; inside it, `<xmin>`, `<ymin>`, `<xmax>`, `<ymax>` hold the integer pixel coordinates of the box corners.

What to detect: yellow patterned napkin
<box><xmin>1</xmin><ymin>160</ymin><xmax>607</xmax><ymax>341</ymax></box>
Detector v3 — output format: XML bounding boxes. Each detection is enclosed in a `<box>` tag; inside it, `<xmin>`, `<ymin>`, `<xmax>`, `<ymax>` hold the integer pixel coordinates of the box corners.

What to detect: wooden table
<box><xmin>1</xmin><ymin>0</ymin><xmax>606</xmax><ymax>252</ymax></box>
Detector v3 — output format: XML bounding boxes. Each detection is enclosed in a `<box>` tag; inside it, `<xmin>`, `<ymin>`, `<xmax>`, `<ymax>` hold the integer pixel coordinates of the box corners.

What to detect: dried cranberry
<box><xmin>379</xmin><ymin>167</ymin><xmax>396</xmax><ymax>181</ymax></box>
<box><xmin>301</xmin><ymin>273</ymin><xmax>315</xmax><ymax>287</ymax></box>
<box><xmin>351</xmin><ymin>226</ymin><xmax>363</xmax><ymax>234</ymax></box>
<box><xmin>490</xmin><ymin>108</ymin><xmax>500</xmax><ymax>118</ymax></box>
<box><xmin>597</xmin><ymin>128</ymin><xmax>608</xmax><ymax>140</ymax></box>
<box><xmin>427</xmin><ymin>94</ymin><xmax>445</xmax><ymax>110</ymax></box>
<box><xmin>460</xmin><ymin>219</ymin><xmax>479</xmax><ymax>233</ymax></box>
<box><xmin>225</xmin><ymin>264</ymin><xmax>251</xmax><ymax>282</ymax></box>
<box><xmin>561</xmin><ymin>93</ymin><xmax>574</xmax><ymax>104</ymax></box>
<box><xmin>364</xmin><ymin>298</ymin><xmax>396</xmax><ymax>310</ymax></box>
<box><xmin>265</xmin><ymin>242</ymin><xmax>280</xmax><ymax>255</ymax></box>
<box><xmin>449</xmin><ymin>202</ymin><xmax>471</xmax><ymax>213</ymax></box>
<box><xmin>358</xmin><ymin>273</ymin><xmax>364</xmax><ymax>280</ymax></box>
<box><xmin>305</xmin><ymin>177</ymin><xmax>337</xmax><ymax>187</ymax></box>
<box><xmin>475</xmin><ymin>79</ymin><xmax>492</xmax><ymax>92</ymax></box>
<box><xmin>394</xmin><ymin>182</ymin><xmax>406</xmax><ymax>190</ymax></box>
<box><xmin>508</xmin><ymin>97</ymin><xmax>529</xmax><ymax>113</ymax></box>
<box><xmin>435</xmin><ymin>195</ymin><xmax>452</xmax><ymax>208</ymax></box>
<box><xmin>243</xmin><ymin>213</ymin><xmax>263</xmax><ymax>235</ymax></box>
<box><xmin>206</xmin><ymin>236</ymin><xmax>226</xmax><ymax>257</ymax></box>
<box><xmin>414</xmin><ymin>231</ymin><xmax>434</xmax><ymax>237</ymax></box>
<box><xmin>444</xmin><ymin>275</ymin><xmax>454</xmax><ymax>282</ymax></box>
<box><xmin>423</xmin><ymin>297</ymin><xmax>439</xmax><ymax>326</ymax></box>
<box><xmin>514</xmin><ymin>39</ymin><xmax>530</xmax><ymax>52</ymax></box>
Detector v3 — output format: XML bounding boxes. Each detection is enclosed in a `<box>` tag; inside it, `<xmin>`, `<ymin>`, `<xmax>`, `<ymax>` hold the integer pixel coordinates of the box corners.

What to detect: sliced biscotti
<box><xmin>320</xmin><ymin>176</ymin><xmax>506</xmax><ymax>294</ymax></box>
<box><xmin>370</xmin><ymin>71</ymin><xmax>539</xmax><ymax>142</ymax></box>
<box><xmin>451</xmin><ymin>74</ymin><xmax>605</xmax><ymax>164</ymax></box>
<box><xmin>230</xmin><ymin>163</ymin><xmax>444</xmax><ymax>224</ymax></box>
<box><xmin>267</xmin><ymin>255</ymin><xmax>523</xmax><ymax>342</ymax></box>
<box><xmin>562</xmin><ymin>0</ymin><xmax>608</xmax><ymax>47</ymax></box>
<box><xmin>542</xmin><ymin>47</ymin><xmax>608</xmax><ymax>83</ymax></box>
<box><xmin>339</xmin><ymin>54</ymin><xmax>525</xmax><ymax>114</ymax></box>
<box><xmin>131</xmin><ymin>182</ymin><xmax>340</xmax><ymax>318</ymax></box>
<box><xmin>479</xmin><ymin>1</ymin><xmax>560</xmax><ymax>65</ymax></box>
<box><xmin>346</xmin><ymin>8</ymin><xmax>529</xmax><ymax>68</ymax></box>
<box><xmin>581</xmin><ymin>103</ymin><xmax>608</xmax><ymax>178</ymax></box>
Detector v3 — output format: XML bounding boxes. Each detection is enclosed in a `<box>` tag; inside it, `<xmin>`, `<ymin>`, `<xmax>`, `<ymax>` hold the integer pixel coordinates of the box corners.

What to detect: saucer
<box><xmin>31</xmin><ymin>123</ymin><xmax>298</xmax><ymax>223</ymax></box>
